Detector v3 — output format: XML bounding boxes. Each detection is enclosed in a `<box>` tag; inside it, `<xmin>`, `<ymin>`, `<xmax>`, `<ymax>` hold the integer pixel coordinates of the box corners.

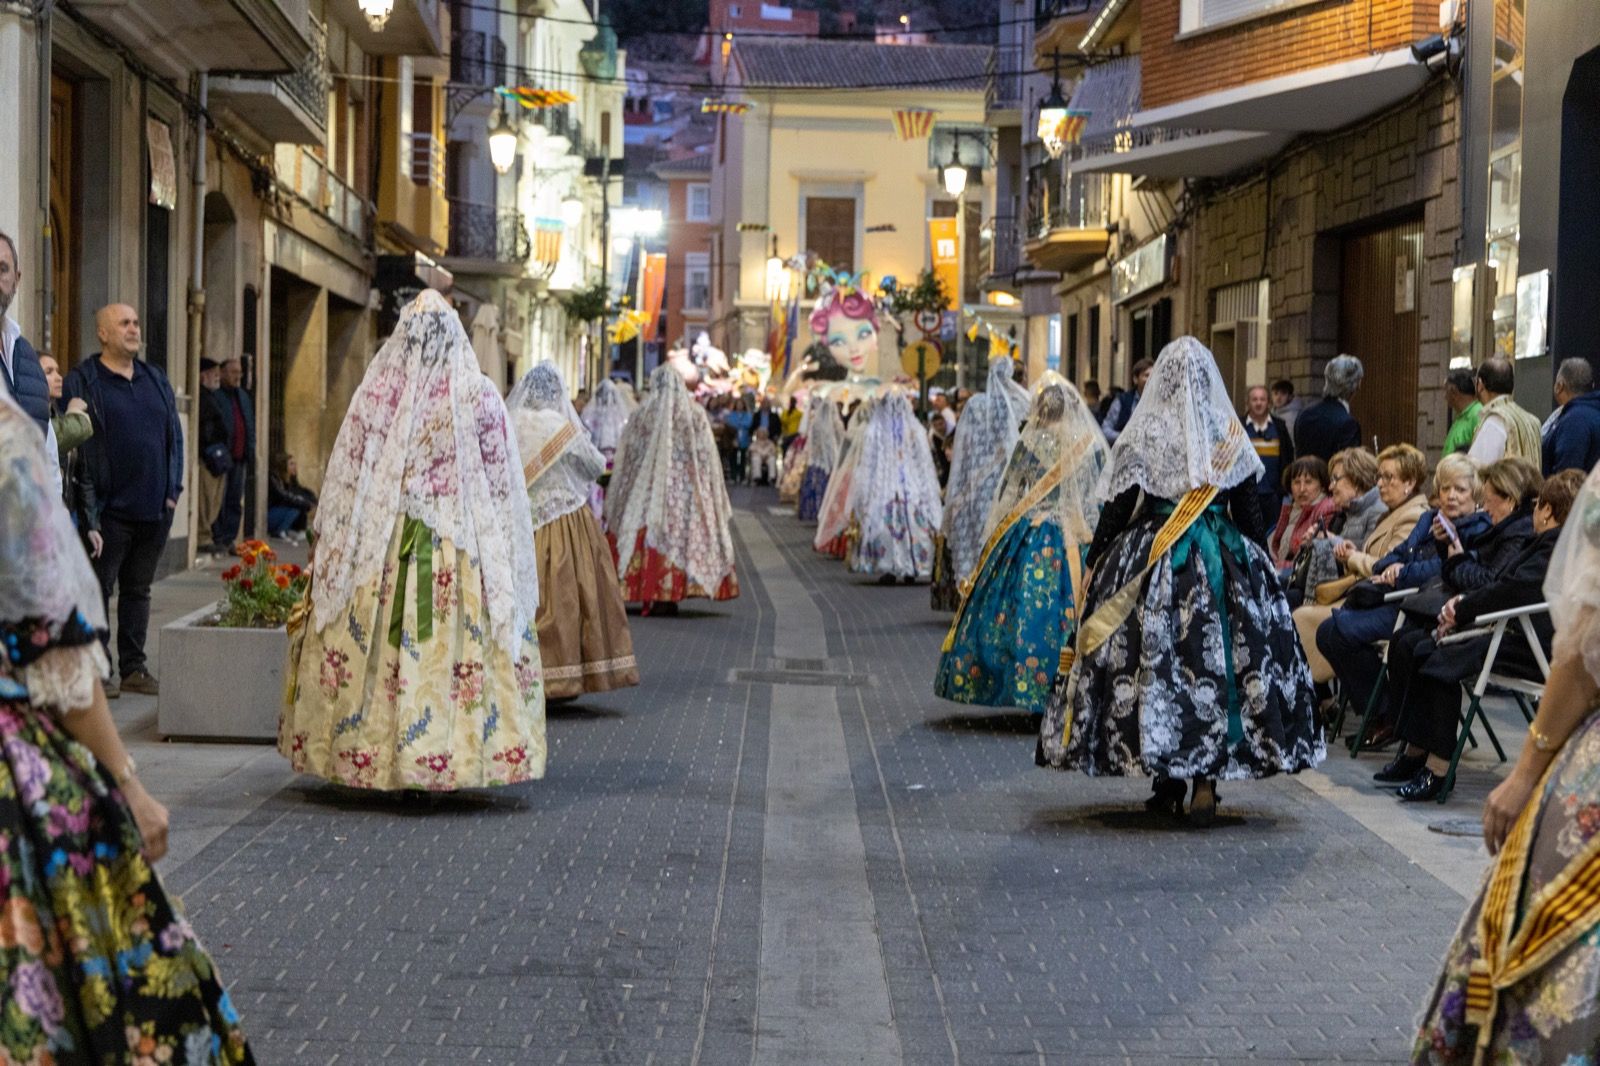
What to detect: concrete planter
<box><xmin>158</xmin><ymin>603</ymin><xmax>285</xmax><ymax>742</ymax></box>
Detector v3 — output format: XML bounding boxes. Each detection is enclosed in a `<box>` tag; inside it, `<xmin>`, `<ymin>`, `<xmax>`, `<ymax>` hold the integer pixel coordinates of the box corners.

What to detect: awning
<box><xmin>1072</xmin><ymin>129</ymin><xmax>1292</xmax><ymax>178</ymax></box>
<box><xmin>1131</xmin><ymin>47</ymin><xmax>1428</xmax><ymax>133</ymax></box>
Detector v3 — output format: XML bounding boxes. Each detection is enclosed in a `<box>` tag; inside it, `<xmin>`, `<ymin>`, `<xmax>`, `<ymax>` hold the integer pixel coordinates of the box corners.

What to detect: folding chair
<box><xmin>1433</xmin><ymin>601</ymin><xmax>1550</xmax><ymax>803</ymax></box>
<box><xmin>1346</xmin><ymin>587</ymin><xmax>1419</xmax><ymax>757</ymax></box>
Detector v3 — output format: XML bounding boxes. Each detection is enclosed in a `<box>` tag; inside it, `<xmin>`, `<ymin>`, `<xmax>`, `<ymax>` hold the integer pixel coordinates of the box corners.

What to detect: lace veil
<box><xmin>0</xmin><ymin>393</ymin><xmax>106</xmax><ymax>635</ymax></box>
<box><xmin>1098</xmin><ymin>336</ymin><xmax>1261</xmax><ymax>502</ymax></box>
<box><xmin>605</xmin><ymin>364</ymin><xmax>737</xmax><ymax>592</ymax></box>
<box><xmin>582</xmin><ymin>378</ymin><xmax>634</xmax><ymax>455</ymax></box>
<box><xmin>1546</xmin><ymin>462</ymin><xmax>1600</xmax><ymax>685</ymax></box>
<box><xmin>846</xmin><ymin>388</ymin><xmax>943</xmax><ymax>568</ymax></box>
<box><xmin>944</xmin><ymin>356</ymin><xmax>1029</xmax><ymax>581</ymax></box>
<box><xmin>802</xmin><ymin>393</ymin><xmax>845</xmax><ymax>474</ymax></box>
<box><xmin>508</xmin><ymin>362</ymin><xmax>607</xmax><ymax>530</ymax></box>
<box><xmin>311</xmin><ymin>290</ymin><xmax>538</xmax><ymax>653</ymax></box>
<box><xmin>815</xmin><ymin>403</ymin><xmax>873</xmax><ymax>549</ymax></box>
<box><xmin>983</xmin><ymin>372</ymin><xmax>1109</xmax><ymax>549</ymax></box>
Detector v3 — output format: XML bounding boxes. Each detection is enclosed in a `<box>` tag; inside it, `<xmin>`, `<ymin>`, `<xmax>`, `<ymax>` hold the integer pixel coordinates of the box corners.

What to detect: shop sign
<box><xmin>1112</xmin><ymin>233</ymin><xmax>1168</xmax><ymax>305</ymax></box>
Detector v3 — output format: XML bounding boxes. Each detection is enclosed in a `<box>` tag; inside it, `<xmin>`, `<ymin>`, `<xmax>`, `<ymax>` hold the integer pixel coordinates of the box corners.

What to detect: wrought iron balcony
<box><xmin>1035</xmin><ymin>0</ymin><xmax>1096</xmax><ymax>26</ymax></box>
<box><xmin>984</xmin><ymin>215</ymin><xmax>1023</xmax><ymax>281</ymax></box>
<box><xmin>447</xmin><ymin>200</ymin><xmax>532</xmax><ymax>264</ymax></box>
<box><xmin>279</xmin><ymin>15</ymin><xmax>331</xmax><ymax>125</ymax></box>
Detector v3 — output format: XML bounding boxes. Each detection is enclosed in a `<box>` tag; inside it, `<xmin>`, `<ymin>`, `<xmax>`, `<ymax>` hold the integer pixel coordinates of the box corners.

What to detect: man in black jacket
<box><xmin>62</xmin><ymin>303</ymin><xmax>184</xmax><ymax>698</ymax></box>
<box><xmin>1293</xmin><ymin>353</ymin><xmax>1364</xmax><ymax>462</ymax></box>
<box><xmin>212</xmin><ymin>357</ymin><xmax>255</xmax><ymax>551</ymax></box>
<box><xmin>1371</xmin><ymin>469</ymin><xmax>1584</xmax><ymax>801</ymax></box>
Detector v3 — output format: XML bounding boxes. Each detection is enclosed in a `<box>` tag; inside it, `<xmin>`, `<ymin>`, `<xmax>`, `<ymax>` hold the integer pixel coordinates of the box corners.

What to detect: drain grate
<box><xmin>729</xmin><ymin>668</ymin><xmax>873</xmax><ymax>688</ymax></box>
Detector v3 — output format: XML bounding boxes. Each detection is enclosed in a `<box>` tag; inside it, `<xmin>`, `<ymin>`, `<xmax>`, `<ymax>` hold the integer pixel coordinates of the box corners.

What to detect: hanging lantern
<box><xmin>358</xmin><ymin>0</ymin><xmax>393</xmax><ymax>31</ymax></box>
<box><xmin>488</xmin><ymin>111</ymin><xmax>518</xmax><ymax>175</ymax></box>
<box><xmin>1038</xmin><ymin>79</ymin><xmax>1070</xmax><ymax>159</ymax></box>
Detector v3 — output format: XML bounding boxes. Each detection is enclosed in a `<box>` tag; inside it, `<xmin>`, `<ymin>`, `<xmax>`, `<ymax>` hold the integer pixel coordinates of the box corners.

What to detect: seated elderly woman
<box><xmin>1293</xmin><ymin>443</ymin><xmax>1430</xmax><ymax>686</ymax></box>
<box><xmin>1315</xmin><ymin>452</ymin><xmax>1493</xmax><ymax>749</ymax></box>
<box><xmin>1283</xmin><ymin>448</ymin><xmax>1385</xmax><ymax>609</ymax></box>
<box><xmin>1374</xmin><ymin>468</ymin><xmax>1584</xmax><ymax>800</ymax></box>
<box><xmin>1269</xmin><ymin>456</ymin><xmax>1338</xmax><ymax>571</ymax></box>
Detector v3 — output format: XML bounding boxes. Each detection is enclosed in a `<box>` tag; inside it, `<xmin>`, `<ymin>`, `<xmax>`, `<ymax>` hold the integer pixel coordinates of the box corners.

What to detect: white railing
<box><xmin>274</xmin><ymin>145</ymin><xmax>367</xmax><ymax>238</ymax></box>
<box><xmin>410</xmin><ymin>132</ymin><xmax>444</xmax><ymax>190</ymax></box>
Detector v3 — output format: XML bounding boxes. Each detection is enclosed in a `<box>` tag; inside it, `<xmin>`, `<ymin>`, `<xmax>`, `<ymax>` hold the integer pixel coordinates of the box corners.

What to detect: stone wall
<box><xmin>1186</xmin><ymin>80</ymin><xmax>1462</xmax><ymax>454</ymax></box>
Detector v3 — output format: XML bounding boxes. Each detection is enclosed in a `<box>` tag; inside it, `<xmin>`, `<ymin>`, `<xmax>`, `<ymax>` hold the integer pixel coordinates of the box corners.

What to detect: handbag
<box><xmin>202</xmin><ymin>442</ymin><xmax>234</xmax><ymax>477</ymax></box>
<box><xmin>1313</xmin><ymin>574</ymin><xmax>1360</xmax><ymax>606</ymax></box>
<box><xmin>1400</xmin><ymin>581</ymin><xmax>1451</xmax><ymax>625</ymax></box>
<box><xmin>1341</xmin><ymin>579</ymin><xmax>1388</xmax><ymax>611</ymax></box>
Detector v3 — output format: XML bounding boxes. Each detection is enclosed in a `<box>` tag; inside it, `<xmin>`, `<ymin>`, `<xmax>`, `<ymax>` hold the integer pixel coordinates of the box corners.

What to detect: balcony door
<box><xmin>1339</xmin><ymin>215</ymin><xmax>1423</xmax><ymax>451</ymax></box>
<box><xmin>49</xmin><ymin>74</ymin><xmax>77</xmax><ymax>366</ymax></box>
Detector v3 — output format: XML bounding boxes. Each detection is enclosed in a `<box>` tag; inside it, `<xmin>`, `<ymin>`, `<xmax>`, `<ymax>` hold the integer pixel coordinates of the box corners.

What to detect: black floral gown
<box><xmin>0</xmin><ymin>611</ymin><xmax>253</xmax><ymax>1064</ymax></box>
<box><xmin>1038</xmin><ymin>481</ymin><xmax>1325</xmax><ymax>781</ymax></box>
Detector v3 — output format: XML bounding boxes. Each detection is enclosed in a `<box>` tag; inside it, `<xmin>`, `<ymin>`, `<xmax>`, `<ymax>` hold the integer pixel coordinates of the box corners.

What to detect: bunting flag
<box><xmin>497</xmin><ymin>86</ymin><xmax>578</xmax><ymax>109</ymax></box>
<box><xmin>1061</xmin><ymin>109</ymin><xmax>1092</xmax><ymax>145</ymax></box>
<box><xmin>609</xmin><ymin>309</ymin><xmax>651</xmax><ymax>345</ymax></box>
<box><xmin>533</xmin><ymin>218</ymin><xmax>564</xmax><ymax>265</ymax></box>
<box><xmin>702</xmin><ymin>99</ymin><xmax>753</xmax><ymax>114</ymax></box>
<box><xmin>892</xmin><ymin>108</ymin><xmax>937</xmax><ymax>140</ymax></box>
<box><xmin>966</xmin><ymin>321</ymin><xmax>981</xmax><ymax>343</ymax></box>
<box><xmin>1040</xmin><ymin>109</ymin><xmax>1092</xmax><ymax>159</ymax></box>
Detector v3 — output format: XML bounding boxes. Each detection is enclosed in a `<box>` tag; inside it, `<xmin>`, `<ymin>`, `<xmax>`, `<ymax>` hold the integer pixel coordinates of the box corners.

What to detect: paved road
<box><xmin>159</xmin><ymin>494</ymin><xmax>1486</xmax><ymax>1064</ymax></box>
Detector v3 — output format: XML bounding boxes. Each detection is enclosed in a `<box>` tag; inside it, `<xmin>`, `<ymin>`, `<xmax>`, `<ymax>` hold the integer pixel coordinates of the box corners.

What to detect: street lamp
<box><xmin>1038</xmin><ymin>50</ymin><xmax>1070</xmax><ymax>160</ymax></box>
<box><xmin>765</xmin><ymin>235</ymin><xmax>790</xmax><ymax>303</ymax></box>
<box><xmin>560</xmin><ymin>196</ymin><xmax>584</xmax><ymax>228</ymax></box>
<box><xmin>940</xmin><ymin>134</ymin><xmax>969</xmax><ymax>198</ymax></box>
<box><xmin>488</xmin><ymin>108</ymin><xmax>518</xmax><ymax>175</ymax></box>
<box><xmin>357</xmin><ymin>0</ymin><xmax>394</xmax><ymax>31</ymax></box>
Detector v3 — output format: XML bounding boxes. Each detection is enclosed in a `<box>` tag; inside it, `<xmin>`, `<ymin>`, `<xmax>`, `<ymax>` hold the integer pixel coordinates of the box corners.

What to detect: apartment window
<box><xmin>804</xmin><ymin>195</ymin><xmax>857</xmax><ymax>273</ymax></box>
<box><xmin>1179</xmin><ymin>0</ymin><xmax>1320</xmax><ymax>34</ymax></box>
<box><xmin>687</xmin><ymin>183</ymin><xmax>711</xmax><ymax>222</ymax></box>
<box><xmin>685</xmin><ymin>252</ymin><xmax>711</xmax><ymax>310</ymax></box>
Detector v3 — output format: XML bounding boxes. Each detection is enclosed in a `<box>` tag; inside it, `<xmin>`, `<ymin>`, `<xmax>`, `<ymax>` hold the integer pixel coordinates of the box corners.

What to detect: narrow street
<box><xmin>130</xmin><ymin>493</ymin><xmax>1498</xmax><ymax>1065</ymax></box>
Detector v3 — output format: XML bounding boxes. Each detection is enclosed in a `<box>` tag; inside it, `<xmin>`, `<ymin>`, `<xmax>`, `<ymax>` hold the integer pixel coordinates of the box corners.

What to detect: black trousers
<box><xmin>93</xmin><ymin>511</ymin><xmax>173</xmax><ymax>677</ymax></box>
<box><xmin>211</xmin><ymin>462</ymin><xmax>247</xmax><ymax>548</ymax></box>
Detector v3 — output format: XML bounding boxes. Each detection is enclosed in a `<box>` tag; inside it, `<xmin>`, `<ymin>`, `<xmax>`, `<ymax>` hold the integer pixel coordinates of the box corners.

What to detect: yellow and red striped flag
<box><xmin>892</xmin><ymin>108</ymin><xmax>937</xmax><ymax>140</ymax></box>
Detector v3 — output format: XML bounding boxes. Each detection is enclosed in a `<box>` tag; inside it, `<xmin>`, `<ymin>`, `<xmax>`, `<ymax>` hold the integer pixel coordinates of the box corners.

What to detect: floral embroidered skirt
<box><xmin>0</xmin><ymin>682</ymin><xmax>253</xmax><ymax>1064</ymax></box>
<box><xmin>849</xmin><ymin>497</ymin><xmax>938</xmax><ymax>581</ymax></box>
<box><xmin>281</xmin><ymin>517</ymin><xmax>547</xmax><ymax>791</ymax></box>
<box><xmin>615</xmin><ymin>530</ymin><xmax>739</xmax><ymax>605</ymax></box>
<box><xmin>929</xmin><ymin>534</ymin><xmax>961</xmax><ymax>612</ymax></box>
<box><xmin>797</xmin><ymin>466</ymin><xmax>829</xmax><ymax>523</ymax></box>
<box><xmin>535</xmin><ymin>506</ymin><xmax>640</xmax><ymax>699</ymax></box>
<box><xmin>1412</xmin><ymin>711</ymin><xmax>1600</xmax><ymax>1064</ymax></box>
<box><xmin>935</xmin><ymin>521</ymin><xmax>1077</xmax><ymax>713</ymax></box>
<box><xmin>1038</xmin><ymin>506</ymin><xmax>1324</xmax><ymax>781</ymax></box>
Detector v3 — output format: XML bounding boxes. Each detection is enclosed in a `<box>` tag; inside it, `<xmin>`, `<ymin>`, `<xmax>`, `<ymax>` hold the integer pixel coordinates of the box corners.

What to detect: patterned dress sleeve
<box><xmin>2</xmin><ymin>609</ymin><xmax>110</xmax><ymax>716</ymax></box>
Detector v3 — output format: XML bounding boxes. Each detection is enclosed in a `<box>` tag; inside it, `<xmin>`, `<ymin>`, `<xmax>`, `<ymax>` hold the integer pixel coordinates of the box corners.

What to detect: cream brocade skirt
<box><xmin>281</xmin><ymin>517</ymin><xmax>547</xmax><ymax>791</ymax></box>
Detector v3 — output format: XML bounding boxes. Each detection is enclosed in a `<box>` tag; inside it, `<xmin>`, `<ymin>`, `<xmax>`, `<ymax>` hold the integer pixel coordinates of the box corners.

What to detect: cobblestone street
<box><xmin>128</xmin><ymin>493</ymin><xmax>1514</xmax><ymax>1065</ymax></box>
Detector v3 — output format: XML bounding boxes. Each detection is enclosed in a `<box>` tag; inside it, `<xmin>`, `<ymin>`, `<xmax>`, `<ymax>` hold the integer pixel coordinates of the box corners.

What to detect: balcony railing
<box><xmin>986</xmin><ymin>46</ymin><xmax>1028</xmax><ymax>113</ymax></box>
<box><xmin>279</xmin><ymin>15</ymin><xmax>331</xmax><ymax>126</ymax></box>
<box><xmin>447</xmin><ymin>200</ymin><xmax>531</xmax><ymax>264</ymax></box>
<box><xmin>1075</xmin><ymin>124</ymin><xmax>1212</xmax><ymax>164</ymax></box>
<box><xmin>1035</xmin><ymin>0</ymin><xmax>1097</xmax><ymax>25</ymax></box>
<box><xmin>274</xmin><ymin>145</ymin><xmax>367</xmax><ymax>238</ymax></box>
<box><xmin>452</xmin><ymin>29</ymin><xmax>508</xmax><ymax>86</ymax></box>
<box><xmin>985</xmin><ymin>215</ymin><xmax>1023</xmax><ymax>280</ymax></box>
<box><xmin>1026</xmin><ymin>170</ymin><xmax>1112</xmax><ymax>238</ymax></box>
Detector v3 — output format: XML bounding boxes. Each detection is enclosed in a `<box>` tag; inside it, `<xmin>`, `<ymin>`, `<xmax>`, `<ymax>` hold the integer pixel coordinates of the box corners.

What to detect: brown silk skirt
<box><xmin>535</xmin><ymin>506</ymin><xmax>641</xmax><ymax>699</ymax></box>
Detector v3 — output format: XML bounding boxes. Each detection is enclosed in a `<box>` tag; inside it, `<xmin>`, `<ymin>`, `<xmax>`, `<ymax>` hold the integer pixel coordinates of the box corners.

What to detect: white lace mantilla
<box><xmin>509</xmin><ymin>363</ymin><xmax>606</xmax><ymax>530</ymax></box>
<box><xmin>1098</xmin><ymin>336</ymin><xmax>1263</xmax><ymax>502</ymax></box>
<box><xmin>311</xmin><ymin>290</ymin><xmax>539</xmax><ymax>653</ymax></box>
<box><xmin>944</xmin><ymin>357</ymin><xmax>1029</xmax><ymax>581</ymax></box>
<box><xmin>1547</xmin><ymin>461</ymin><xmax>1600</xmax><ymax>686</ymax></box>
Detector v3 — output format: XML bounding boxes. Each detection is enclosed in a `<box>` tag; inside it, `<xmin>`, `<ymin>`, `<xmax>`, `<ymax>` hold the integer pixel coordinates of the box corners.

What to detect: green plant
<box><xmin>886</xmin><ymin>269</ymin><xmax>951</xmax><ymax>315</ymax></box>
<box><xmin>561</xmin><ymin>280</ymin><xmax>610</xmax><ymax>323</ymax></box>
<box><xmin>215</xmin><ymin>540</ymin><xmax>309</xmax><ymax>628</ymax></box>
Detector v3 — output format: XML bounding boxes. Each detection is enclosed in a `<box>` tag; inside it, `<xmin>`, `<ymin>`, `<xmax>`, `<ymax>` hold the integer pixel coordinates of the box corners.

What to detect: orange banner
<box><xmin>927</xmin><ymin>217</ymin><xmax>959</xmax><ymax>311</ymax></box>
<box><xmin>640</xmin><ymin>253</ymin><xmax>667</xmax><ymax>338</ymax></box>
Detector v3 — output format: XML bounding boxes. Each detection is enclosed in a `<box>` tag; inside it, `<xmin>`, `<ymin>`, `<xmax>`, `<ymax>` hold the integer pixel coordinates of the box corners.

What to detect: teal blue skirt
<box><xmin>934</xmin><ymin>520</ymin><xmax>1079</xmax><ymax>713</ymax></box>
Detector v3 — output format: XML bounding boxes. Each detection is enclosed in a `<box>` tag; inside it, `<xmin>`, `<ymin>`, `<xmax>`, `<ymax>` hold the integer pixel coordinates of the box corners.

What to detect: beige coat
<box><xmin>1292</xmin><ymin>492</ymin><xmax>1429</xmax><ymax>682</ymax></box>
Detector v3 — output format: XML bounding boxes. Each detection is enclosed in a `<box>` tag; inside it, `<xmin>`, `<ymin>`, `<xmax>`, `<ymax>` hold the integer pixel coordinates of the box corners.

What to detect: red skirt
<box><xmin>609</xmin><ymin>530</ymin><xmax>739</xmax><ymax>604</ymax></box>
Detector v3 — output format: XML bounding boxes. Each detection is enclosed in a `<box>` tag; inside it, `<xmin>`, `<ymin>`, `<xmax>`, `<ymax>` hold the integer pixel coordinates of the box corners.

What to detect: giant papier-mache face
<box><xmin>812</xmin><ymin>290</ymin><xmax>879</xmax><ymax>377</ymax></box>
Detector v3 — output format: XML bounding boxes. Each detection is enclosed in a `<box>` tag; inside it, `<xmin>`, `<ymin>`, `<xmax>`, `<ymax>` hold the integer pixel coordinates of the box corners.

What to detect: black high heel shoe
<box><xmin>1188</xmin><ymin>779</ymin><xmax>1220</xmax><ymax>828</ymax></box>
<box><xmin>1145</xmin><ymin>777</ymin><xmax>1186</xmax><ymax>816</ymax></box>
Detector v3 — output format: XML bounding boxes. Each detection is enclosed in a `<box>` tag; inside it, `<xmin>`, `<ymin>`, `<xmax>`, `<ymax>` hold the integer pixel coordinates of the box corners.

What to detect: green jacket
<box><xmin>1443</xmin><ymin>401</ymin><xmax>1482</xmax><ymax>454</ymax></box>
<box><xmin>52</xmin><ymin>408</ymin><xmax>94</xmax><ymax>455</ymax></box>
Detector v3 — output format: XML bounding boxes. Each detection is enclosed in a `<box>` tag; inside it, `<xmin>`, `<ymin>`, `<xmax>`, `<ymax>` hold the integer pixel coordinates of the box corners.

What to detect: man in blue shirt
<box><xmin>62</xmin><ymin>303</ymin><xmax>184</xmax><ymax>698</ymax></box>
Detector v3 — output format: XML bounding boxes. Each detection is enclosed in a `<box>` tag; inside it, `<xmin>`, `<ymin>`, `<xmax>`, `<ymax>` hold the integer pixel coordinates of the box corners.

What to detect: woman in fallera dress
<box><xmin>1037</xmin><ymin>337</ymin><xmax>1324</xmax><ymax>825</ymax></box>
<box><xmin>795</xmin><ymin>391</ymin><xmax>844</xmax><ymax>522</ymax></box>
<box><xmin>1412</xmin><ymin>460</ymin><xmax>1600</xmax><ymax>1065</ymax></box>
<box><xmin>844</xmin><ymin>387</ymin><xmax>944</xmax><ymax>582</ymax></box>
<box><xmin>936</xmin><ymin>373</ymin><xmax>1108</xmax><ymax>713</ymax></box>
<box><xmin>281</xmin><ymin>290</ymin><xmax>546</xmax><ymax>791</ymax></box>
<box><xmin>605</xmin><ymin>364</ymin><xmax>739</xmax><ymax>610</ymax></box>
<box><xmin>0</xmin><ymin>393</ymin><xmax>253</xmax><ymax>1063</ymax></box>
<box><xmin>507</xmin><ymin>363</ymin><xmax>639</xmax><ymax>700</ymax></box>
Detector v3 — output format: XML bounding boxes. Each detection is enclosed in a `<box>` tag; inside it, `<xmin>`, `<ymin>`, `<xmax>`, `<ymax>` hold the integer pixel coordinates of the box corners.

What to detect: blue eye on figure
<box><xmin>857</xmin><ymin>325</ymin><xmax>873</xmax><ymax>342</ymax></box>
<box><xmin>829</xmin><ymin>334</ymin><xmax>847</xmax><ymax>350</ymax></box>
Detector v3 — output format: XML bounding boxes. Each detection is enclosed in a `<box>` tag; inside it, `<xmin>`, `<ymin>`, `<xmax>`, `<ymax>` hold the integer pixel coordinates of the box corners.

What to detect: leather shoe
<box><xmin>1358</xmin><ymin>721</ymin><xmax>1398</xmax><ymax>752</ymax></box>
<box><xmin>120</xmin><ymin>669</ymin><xmax>159</xmax><ymax>696</ymax></box>
<box><xmin>1374</xmin><ymin>751</ymin><xmax>1425</xmax><ymax>785</ymax></box>
<box><xmin>1396</xmin><ymin>767</ymin><xmax>1447</xmax><ymax>802</ymax></box>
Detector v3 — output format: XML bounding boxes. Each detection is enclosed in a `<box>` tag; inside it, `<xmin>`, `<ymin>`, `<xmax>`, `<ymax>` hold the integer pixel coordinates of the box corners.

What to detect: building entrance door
<box><xmin>1339</xmin><ymin>216</ymin><xmax>1423</xmax><ymax>451</ymax></box>
<box><xmin>49</xmin><ymin>74</ymin><xmax>77</xmax><ymax>365</ymax></box>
